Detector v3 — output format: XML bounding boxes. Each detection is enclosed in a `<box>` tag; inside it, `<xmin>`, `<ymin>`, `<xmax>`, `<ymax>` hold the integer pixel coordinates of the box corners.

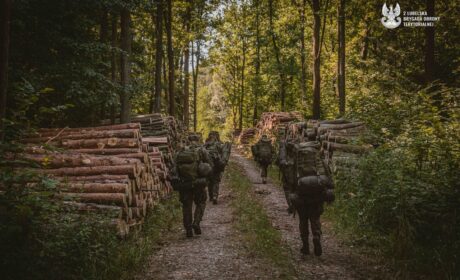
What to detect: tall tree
<box><xmin>239</xmin><ymin>36</ymin><xmax>246</xmax><ymax>131</ymax></box>
<box><xmin>183</xmin><ymin>1</ymin><xmax>192</xmax><ymax>128</ymax></box>
<box><xmin>110</xmin><ymin>13</ymin><xmax>118</xmax><ymax>124</ymax></box>
<box><xmin>311</xmin><ymin>0</ymin><xmax>321</xmax><ymax>119</ymax></box>
<box><xmin>120</xmin><ymin>7</ymin><xmax>132</xmax><ymax>123</ymax></box>
<box><xmin>0</xmin><ymin>0</ymin><xmax>11</xmax><ymax>139</ymax></box>
<box><xmin>165</xmin><ymin>0</ymin><xmax>175</xmax><ymax>116</ymax></box>
<box><xmin>337</xmin><ymin>0</ymin><xmax>346</xmax><ymax>115</ymax></box>
<box><xmin>252</xmin><ymin>0</ymin><xmax>261</xmax><ymax>125</ymax></box>
<box><xmin>268</xmin><ymin>0</ymin><xmax>287</xmax><ymax>111</ymax></box>
<box><xmin>153</xmin><ymin>0</ymin><xmax>164</xmax><ymax>113</ymax></box>
<box><xmin>297</xmin><ymin>0</ymin><xmax>308</xmax><ymax>107</ymax></box>
<box><xmin>192</xmin><ymin>40</ymin><xmax>201</xmax><ymax>132</ymax></box>
<box><xmin>425</xmin><ymin>0</ymin><xmax>435</xmax><ymax>83</ymax></box>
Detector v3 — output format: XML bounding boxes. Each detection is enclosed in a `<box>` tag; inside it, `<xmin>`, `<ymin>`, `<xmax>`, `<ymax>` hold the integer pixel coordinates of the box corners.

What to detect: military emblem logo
<box><xmin>381</xmin><ymin>3</ymin><xmax>401</xmax><ymax>29</ymax></box>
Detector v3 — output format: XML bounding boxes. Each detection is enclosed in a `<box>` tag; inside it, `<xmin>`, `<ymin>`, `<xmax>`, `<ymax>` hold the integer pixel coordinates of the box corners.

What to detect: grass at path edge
<box><xmin>225</xmin><ymin>161</ymin><xmax>298</xmax><ymax>279</ymax></box>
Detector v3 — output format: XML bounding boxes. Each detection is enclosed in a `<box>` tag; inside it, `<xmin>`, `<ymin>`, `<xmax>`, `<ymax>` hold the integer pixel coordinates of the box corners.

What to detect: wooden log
<box><xmin>38</xmin><ymin>123</ymin><xmax>141</xmax><ymax>133</ymax></box>
<box><xmin>62</xmin><ymin>201</ymin><xmax>132</xmax><ymax>220</ymax></box>
<box><xmin>23</xmin><ymin>154</ymin><xmax>141</xmax><ymax>168</ymax></box>
<box><xmin>57</xmin><ymin>182</ymin><xmax>131</xmax><ymax>194</ymax></box>
<box><xmin>57</xmin><ymin>192</ymin><xmax>128</xmax><ymax>207</ymax></box>
<box><xmin>62</xmin><ymin>138</ymin><xmax>139</xmax><ymax>149</ymax></box>
<box><xmin>54</xmin><ymin>174</ymin><xmax>130</xmax><ymax>182</ymax></box>
<box><xmin>324</xmin><ymin>141</ymin><xmax>371</xmax><ymax>154</ymax></box>
<box><xmin>42</xmin><ymin>165</ymin><xmax>138</xmax><ymax>178</ymax></box>
<box><xmin>69</xmin><ymin>148</ymin><xmax>141</xmax><ymax>155</ymax></box>
<box><xmin>25</xmin><ymin>129</ymin><xmax>140</xmax><ymax>141</ymax></box>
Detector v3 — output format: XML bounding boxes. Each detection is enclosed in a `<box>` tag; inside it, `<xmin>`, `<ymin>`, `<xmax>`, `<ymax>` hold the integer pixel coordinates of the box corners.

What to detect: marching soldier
<box><xmin>204</xmin><ymin>132</ymin><xmax>225</xmax><ymax>204</ymax></box>
<box><xmin>279</xmin><ymin>141</ymin><xmax>335</xmax><ymax>256</ymax></box>
<box><xmin>251</xmin><ymin>134</ymin><xmax>274</xmax><ymax>184</ymax></box>
<box><xmin>171</xmin><ymin>134</ymin><xmax>213</xmax><ymax>238</ymax></box>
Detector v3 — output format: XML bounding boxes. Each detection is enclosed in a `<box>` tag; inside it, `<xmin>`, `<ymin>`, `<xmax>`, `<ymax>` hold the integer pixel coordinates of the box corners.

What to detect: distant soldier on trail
<box><xmin>204</xmin><ymin>131</ymin><xmax>230</xmax><ymax>204</ymax></box>
<box><xmin>279</xmin><ymin>141</ymin><xmax>335</xmax><ymax>256</ymax></box>
<box><xmin>171</xmin><ymin>134</ymin><xmax>213</xmax><ymax>238</ymax></box>
<box><xmin>251</xmin><ymin>135</ymin><xmax>274</xmax><ymax>184</ymax></box>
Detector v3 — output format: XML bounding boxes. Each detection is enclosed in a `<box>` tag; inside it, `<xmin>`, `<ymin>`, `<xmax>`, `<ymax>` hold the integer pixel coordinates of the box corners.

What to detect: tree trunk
<box><xmin>268</xmin><ymin>0</ymin><xmax>286</xmax><ymax>111</ymax></box>
<box><xmin>425</xmin><ymin>0</ymin><xmax>435</xmax><ymax>83</ymax></box>
<box><xmin>360</xmin><ymin>23</ymin><xmax>370</xmax><ymax>60</ymax></box>
<box><xmin>120</xmin><ymin>8</ymin><xmax>132</xmax><ymax>123</ymax></box>
<box><xmin>0</xmin><ymin>0</ymin><xmax>11</xmax><ymax>140</ymax></box>
<box><xmin>253</xmin><ymin>0</ymin><xmax>261</xmax><ymax>126</ymax></box>
<box><xmin>192</xmin><ymin>41</ymin><xmax>201</xmax><ymax>132</ymax></box>
<box><xmin>299</xmin><ymin>0</ymin><xmax>307</xmax><ymax>107</ymax></box>
<box><xmin>154</xmin><ymin>0</ymin><xmax>164</xmax><ymax>113</ymax></box>
<box><xmin>239</xmin><ymin>38</ymin><xmax>246</xmax><ymax>131</ymax></box>
<box><xmin>165</xmin><ymin>0</ymin><xmax>175</xmax><ymax>116</ymax></box>
<box><xmin>99</xmin><ymin>10</ymin><xmax>109</xmax><ymax>121</ymax></box>
<box><xmin>337</xmin><ymin>0</ymin><xmax>346</xmax><ymax>116</ymax></box>
<box><xmin>183</xmin><ymin>3</ymin><xmax>191</xmax><ymax>128</ymax></box>
<box><xmin>110</xmin><ymin>14</ymin><xmax>118</xmax><ymax>124</ymax></box>
<box><xmin>312</xmin><ymin>0</ymin><xmax>321</xmax><ymax>120</ymax></box>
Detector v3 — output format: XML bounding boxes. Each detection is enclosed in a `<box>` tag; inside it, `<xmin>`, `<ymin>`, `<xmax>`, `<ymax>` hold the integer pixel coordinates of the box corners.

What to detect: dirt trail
<box><xmin>137</xmin><ymin>150</ymin><xmax>390</xmax><ymax>279</ymax></box>
<box><xmin>232</xmin><ymin>151</ymin><xmax>390</xmax><ymax>280</ymax></box>
<box><xmin>136</xmin><ymin>172</ymin><xmax>276</xmax><ymax>280</ymax></box>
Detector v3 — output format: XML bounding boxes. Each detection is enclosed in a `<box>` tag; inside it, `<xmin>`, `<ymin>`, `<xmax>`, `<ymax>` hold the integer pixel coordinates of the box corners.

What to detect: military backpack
<box><xmin>255</xmin><ymin>140</ymin><xmax>273</xmax><ymax>164</ymax></box>
<box><xmin>176</xmin><ymin>146</ymin><xmax>201</xmax><ymax>181</ymax></box>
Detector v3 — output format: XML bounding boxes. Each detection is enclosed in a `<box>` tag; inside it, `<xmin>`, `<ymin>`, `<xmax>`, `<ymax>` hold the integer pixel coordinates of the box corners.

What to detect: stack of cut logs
<box><xmin>130</xmin><ymin>114</ymin><xmax>185</xmax><ymax>169</ymax></box>
<box><xmin>256</xmin><ymin>112</ymin><xmax>303</xmax><ymax>142</ymax></box>
<box><xmin>20</xmin><ymin>123</ymin><xmax>175</xmax><ymax>237</ymax></box>
<box><xmin>237</xmin><ymin>128</ymin><xmax>256</xmax><ymax>144</ymax></box>
<box><xmin>314</xmin><ymin>120</ymin><xmax>371</xmax><ymax>174</ymax></box>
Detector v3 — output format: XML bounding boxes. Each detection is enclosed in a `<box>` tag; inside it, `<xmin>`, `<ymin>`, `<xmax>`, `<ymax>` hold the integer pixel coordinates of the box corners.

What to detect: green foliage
<box><xmin>0</xmin><ymin>141</ymin><xmax>182</xmax><ymax>279</ymax></box>
<box><xmin>329</xmin><ymin>103</ymin><xmax>460</xmax><ymax>277</ymax></box>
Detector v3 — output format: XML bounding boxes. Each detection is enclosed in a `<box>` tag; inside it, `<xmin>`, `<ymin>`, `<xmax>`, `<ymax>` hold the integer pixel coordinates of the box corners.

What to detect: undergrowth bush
<box><xmin>330</xmin><ymin>86</ymin><xmax>460</xmax><ymax>278</ymax></box>
<box><xmin>0</xmin><ymin>143</ymin><xmax>181</xmax><ymax>280</ymax></box>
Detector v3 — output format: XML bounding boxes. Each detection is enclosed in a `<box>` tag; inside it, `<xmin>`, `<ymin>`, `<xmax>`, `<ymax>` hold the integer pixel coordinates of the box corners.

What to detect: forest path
<box><xmin>136</xmin><ymin>160</ymin><xmax>276</xmax><ymax>279</ymax></box>
<box><xmin>231</xmin><ymin>151</ymin><xmax>390</xmax><ymax>280</ymax></box>
<box><xmin>136</xmin><ymin>150</ymin><xmax>390</xmax><ymax>280</ymax></box>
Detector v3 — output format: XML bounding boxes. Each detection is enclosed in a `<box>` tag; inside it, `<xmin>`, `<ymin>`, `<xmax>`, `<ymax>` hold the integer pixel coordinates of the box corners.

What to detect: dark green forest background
<box><xmin>0</xmin><ymin>0</ymin><xmax>459</xmax><ymax>279</ymax></box>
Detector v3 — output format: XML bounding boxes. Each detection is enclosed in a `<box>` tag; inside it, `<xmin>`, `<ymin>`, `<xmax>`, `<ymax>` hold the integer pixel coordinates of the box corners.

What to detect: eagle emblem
<box><xmin>381</xmin><ymin>3</ymin><xmax>401</xmax><ymax>29</ymax></box>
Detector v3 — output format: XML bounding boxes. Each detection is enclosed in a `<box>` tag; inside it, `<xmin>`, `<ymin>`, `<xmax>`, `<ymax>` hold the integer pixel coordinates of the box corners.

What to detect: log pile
<box><xmin>313</xmin><ymin>120</ymin><xmax>371</xmax><ymax>174</ymax></box>
<box><xmin>131</xmin><ymin>114</ymin><xmax>185</xmax><ymax>168</ymax></box>
<box><xmin>20</xmin><ymin>123</ymin><xmax>175</xmax><ymax>237</ymax></box>
<box><xmin>237</xmin><ymin>128</ymin><xmax>256</xmax><ymax>144</ymax></box>
<box><xmin>256</xmin><ymin>112</ymin><xmax>303</xmax><ymax>142</ymax></box>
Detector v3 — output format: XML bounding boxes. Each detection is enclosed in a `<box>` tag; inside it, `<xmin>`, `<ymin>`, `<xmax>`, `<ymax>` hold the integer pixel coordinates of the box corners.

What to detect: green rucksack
<box><xmin>256</xmin><ymin>140</ymin><xmax>273</xmax><ymax>164</ymax></box>
<box><xmin>206</xmin><ymin>142</ymin><xmax>225</xmax><ymax>172</ymax></box>
<box><xmin>176</xmin><ymin>146</ymin><xmax>200</xmax><ymax>181</ymax></box>
<box><xmin>294</xmin><ymin>141</ymin><xmax>331</xmax><ymax>196</ymax></box>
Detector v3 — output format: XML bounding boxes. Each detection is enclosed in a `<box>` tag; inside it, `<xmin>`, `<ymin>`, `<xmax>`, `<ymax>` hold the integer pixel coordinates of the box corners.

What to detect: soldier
<box><xmin>204</xmin><ymin>132</ymin><xmax>225</xmax><ymax>204</ymax></box>
<box><xmin>251</xmin><ymin>134</ymin><xmax>274</xmax><ymax>184</ymax></box>
<box><xmin>280</xmin><ymin>141</ymin><xmax>335</xmax><ymax>256</ymax></box>
<box><xmin>278</xmin><ymin>140</ymin><xmax>296</xmax><ymax>213</ymax></box>
<box><xmin>171</xmin><ymin>134</ymin><xmax>213</xmax><ymax>238</ymax></box>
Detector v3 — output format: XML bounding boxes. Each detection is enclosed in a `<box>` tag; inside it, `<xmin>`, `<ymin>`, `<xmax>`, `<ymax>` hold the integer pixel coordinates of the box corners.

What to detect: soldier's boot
<box><xmin>313</xmin><ymin>238</ymin><xmax>322</xmax><ymax>256</ymax></box>
<box><xmin>192</xmin><ymin>224</ymin><xmax>202</xmax><ymax>235</ymax></box>
<box><xmin>212</xmin><ymin>198</ymin><xmax>218</xmax><ymax>205</ymax></box>
<box><xmin>262</xmin><ymin>177</ymin><xmax>267</xmax><ymax>184</ymax></box>
<box><xmin>186</xmin><ymin>228</ymin><xmax>194</xmax><ymax>238</ymax></box>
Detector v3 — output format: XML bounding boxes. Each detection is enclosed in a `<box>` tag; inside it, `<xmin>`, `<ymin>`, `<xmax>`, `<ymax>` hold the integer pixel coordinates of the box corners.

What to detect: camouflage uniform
<box><xmin>204</xmin><ymin>134</ymin><xmax>224</xmax><ymax>204</ymax></box>
<box><xmin>252</xmin><ymin>135</ymin><xmax>274</xmax><ymax>184</ymax></box>
<box><xmin>279</xmin><ymin>140</ymin><xmax>333</xmax><ymax>256</ymax></box>
<box><xmin>173</xmin><ymin>135</ymin><xmax>212</xmax><ymax>237</ymax></box>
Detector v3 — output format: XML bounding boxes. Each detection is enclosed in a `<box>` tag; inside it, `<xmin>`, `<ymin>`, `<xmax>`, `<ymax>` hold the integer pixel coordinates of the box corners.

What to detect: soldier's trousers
<box><xmin>260</xmin><ymin>163</ymin><xmax>269</xmax><ymax>179</ymax></box>
<box><xmin>208</xmin><ymin>172</ymin><xmax>223</xmax><ymax>200</ymax></box>
<box><xmin>179</xmin><ymin>186</ymin><xmax>207</xmax><ymax>230</ymax></box>
<box><xmin>296</xmin><ymin>202</ymin><xmax>323</xmax><ymax>245</ymax></box>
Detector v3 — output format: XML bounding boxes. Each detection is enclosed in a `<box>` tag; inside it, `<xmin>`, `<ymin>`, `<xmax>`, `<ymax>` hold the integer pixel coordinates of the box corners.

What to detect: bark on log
<box><xmin>42</xmin><ymin>165</ymin><xmax>138</xmax><ymax>178</ymax></box>
<box><xmin>57</xmin><ymin>192</ymin><xmax>128</xmax><ymax>207</ymax></box>
<box><xmin>62</xmin><ymin>138</ymin><xmax>139</xmax><ymax>149</ymax></box>
<box><xmin>24</xmin><ymin>154</ymin><xmax>141</xmax><ymax>168</ymax></box>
